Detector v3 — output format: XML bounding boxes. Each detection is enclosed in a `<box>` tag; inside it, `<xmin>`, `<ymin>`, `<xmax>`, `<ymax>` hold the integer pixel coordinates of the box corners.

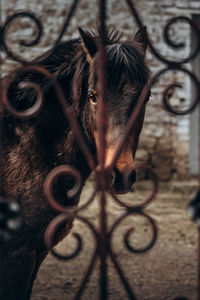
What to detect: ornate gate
<box><xmin>0</xmin><ymin>0</ymin><xmax>200</xmax><ymax>299</ymax></box>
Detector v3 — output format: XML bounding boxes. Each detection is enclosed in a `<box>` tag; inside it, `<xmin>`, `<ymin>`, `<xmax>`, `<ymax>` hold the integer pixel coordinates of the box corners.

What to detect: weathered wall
<box><xmin>1</xmin><ymin>0</ymin><xmax>200</xmax><ymax>180</ymax></box>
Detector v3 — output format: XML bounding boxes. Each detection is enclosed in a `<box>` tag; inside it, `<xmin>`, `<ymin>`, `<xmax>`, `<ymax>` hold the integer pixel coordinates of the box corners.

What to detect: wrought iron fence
<box><xmin>0</xmin><ymin>0</ymin><xmax>200</xmax><ymax>299</ymax></box>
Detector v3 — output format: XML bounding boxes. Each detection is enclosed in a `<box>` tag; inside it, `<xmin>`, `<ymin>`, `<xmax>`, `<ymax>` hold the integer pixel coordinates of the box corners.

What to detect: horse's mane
<box><xmin>42</xmin><ymin>30</ymin><xmax>150</xmax><ymax>96</ymax></box>
<box><xmin>90</xmin><ymin>30</ymin><xmax>149</xmax><ymax>86</ymax></box>
<box><xmin>105</xmin><ymin>34</ymin><xmax>150</xmax><ymax>87</ymax></box>
<box><xmin>71</xmin><ymin>30</ymin><xmax>150</xmax><ymax>100</ymax></box>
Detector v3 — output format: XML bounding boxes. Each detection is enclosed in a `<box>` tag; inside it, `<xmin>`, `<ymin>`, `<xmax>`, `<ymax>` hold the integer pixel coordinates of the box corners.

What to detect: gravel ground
<box><xmin>31</xmin><ymin>178</ymin><xmax>199</xmax><ymax>300</ymax></box>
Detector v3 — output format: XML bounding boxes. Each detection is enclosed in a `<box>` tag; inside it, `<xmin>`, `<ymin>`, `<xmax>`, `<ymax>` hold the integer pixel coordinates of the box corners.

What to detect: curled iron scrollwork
<box><xmin>44</xmin><ymin>213</ymin><xmax>82</xmax><ymax>260</ymax></box>
<box><xmin>126</xmin><ymin>0</ymin><xmax>200</xmax><ymax>65</ymax></box>
<box><xmin>164</xmin><ymin>16</ymin><xmax>200</xmax><ymax>63</ymax></box>
<box><xmin>109</xmin><ymin>210</ymin><xmax>157</xmax><ymax>255</ymax></box>
<box><xmin>156</xmin><ymin>67</ymin><xmax>200</xmax><ymax>115</ymax></box>
<box><xmin>2</xmin><ymin>11</ymin><xmax>43</xmax><ymax>63</ymax></box>
<box><xmin>1</xmin><ymin>0</ymin><xmax>80</xmax><ymax>64</ymax></box>
<box><xmin>2</xmin><ymin>70</ymin><xmax>43</xmax><ymax>118</ymax></box>
<box><xmin>43</xmin><ymin>165</ymin><xmax>82</xmax><ymax>213</ymax></box>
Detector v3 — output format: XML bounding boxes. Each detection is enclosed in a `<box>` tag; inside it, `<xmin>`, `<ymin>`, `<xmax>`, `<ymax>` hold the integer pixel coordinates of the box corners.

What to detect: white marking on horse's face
<box><xmin>87</xmin><ymin>78</ymin><xmax>147</xmax><ymax>172</ymax></box>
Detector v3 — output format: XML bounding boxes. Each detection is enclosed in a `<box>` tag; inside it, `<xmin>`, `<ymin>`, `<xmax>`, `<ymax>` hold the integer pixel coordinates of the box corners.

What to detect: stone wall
<box><xmin>1</xmin><ymin>0</ymin><xmax>200</xmax><ymax>180</ymax></box>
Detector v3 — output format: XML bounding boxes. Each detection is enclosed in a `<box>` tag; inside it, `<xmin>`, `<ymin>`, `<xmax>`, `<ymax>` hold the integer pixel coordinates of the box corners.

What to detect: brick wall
<box><xmin>1</xmin><ymin>0</ymin><xmax>200</xmax><ymax>180</ymax></box>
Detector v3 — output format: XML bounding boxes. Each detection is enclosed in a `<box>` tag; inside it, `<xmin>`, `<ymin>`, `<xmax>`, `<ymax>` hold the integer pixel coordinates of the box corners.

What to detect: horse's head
<box><xmin>79</xmin><ymin>28</ymin><xmax>150</xmax><ymax>194</ymax></box>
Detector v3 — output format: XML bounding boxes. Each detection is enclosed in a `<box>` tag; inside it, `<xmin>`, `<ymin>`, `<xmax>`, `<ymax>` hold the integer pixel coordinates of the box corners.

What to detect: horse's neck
<box><xmin>2</xmin><ymin>40</ymin><xmax>93</xmax><ymax>178</ymax></box>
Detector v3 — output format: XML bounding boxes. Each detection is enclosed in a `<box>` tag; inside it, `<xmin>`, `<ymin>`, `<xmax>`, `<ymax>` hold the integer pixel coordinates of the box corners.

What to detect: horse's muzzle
<box><xmin>111</xmin><ymin>167</ymin><xmax>136</xmax><ymax>194</ymax></box>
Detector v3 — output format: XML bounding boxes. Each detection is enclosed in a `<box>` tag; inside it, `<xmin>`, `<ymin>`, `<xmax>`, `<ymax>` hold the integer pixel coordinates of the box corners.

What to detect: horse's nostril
<box><xmin>112</xmin><ymin>168</ymin><xmax>136</xmax><ymax>194</ymax></box>
<box><xmin>122</xmin><ymin>168</ymin><xmax>137</xmax><ymax>192</ymax></box>
<box><xmin>111</xmin><ymin>171</ymin><xmax>116</xmax><ymax>185</ymax></box>
<box><xmin>127</xmin><ymin>170</ymin><xmax>136</xmax><ymax>187</ymax></box>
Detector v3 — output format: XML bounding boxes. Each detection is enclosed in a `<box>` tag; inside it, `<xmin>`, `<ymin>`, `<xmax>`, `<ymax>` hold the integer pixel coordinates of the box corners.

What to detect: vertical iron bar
<box><xmin>99</xmin><ymin>191</ymin><xmax>108</xmax><ymax>300</ymax></box>
<box><xmin>97</xmin><ymin>0</ymin><xmax>107</xmax><ymax>172</ymax></box>
<box><xmin>97</xmin><ymin>0</ymin><xmax>108</xmax><ymax>299</ymax></box>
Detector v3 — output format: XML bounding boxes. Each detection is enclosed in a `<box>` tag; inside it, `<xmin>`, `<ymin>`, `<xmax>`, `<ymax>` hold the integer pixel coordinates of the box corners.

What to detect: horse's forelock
<box><xmin>70</xmin><ymin>31</ymin><xmax>149</xmax><ymax>101</ymax></box>
<box><xmin>105</xmin><ymin>42</ymin><xmax>150</xmax><ymax>89</ymax></box>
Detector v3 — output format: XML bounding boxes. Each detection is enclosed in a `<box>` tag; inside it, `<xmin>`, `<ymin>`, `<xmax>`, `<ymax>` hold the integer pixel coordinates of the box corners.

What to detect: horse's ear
<box><xmin>78</xmin><ymin>27</ymin><xmax>98</xmax><ymax>62</ymax></box>
<box><xmin>134</xmin><ymin>26</ymin><xmax>148</xmax><ymax>54</ymax></box>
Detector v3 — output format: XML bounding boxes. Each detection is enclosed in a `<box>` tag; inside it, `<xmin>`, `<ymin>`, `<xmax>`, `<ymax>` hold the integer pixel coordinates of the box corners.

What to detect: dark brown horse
<box><xmin>0</xmin><ymin>27</ymin><xmax>150</xmax><ymax>299</ymax></box>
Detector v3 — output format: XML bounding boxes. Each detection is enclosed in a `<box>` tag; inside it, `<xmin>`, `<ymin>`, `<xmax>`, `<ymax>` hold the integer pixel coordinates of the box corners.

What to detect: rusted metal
<box><xmin>97</xmin><ymin>1</ymin><xmax>109</xmax><ymax>299</ymax></box>
<box><xmin>2</xmin><ymin>11</ymin><xmax>43</xmax><ymax>63</ymax></box>
<box><xmin>1</xmin><ymin>0</ymin><xmax>81</xmax><ymax>64</ymax></box>
<box><xmin>126</xmin><ymin>0</ymin><xmax>200</xmax><ymax>65</ymax></box>
<box><xmin>0</xmin><ymin>0</ymin><xmax>200</xmax><ymax>299</ymax></box>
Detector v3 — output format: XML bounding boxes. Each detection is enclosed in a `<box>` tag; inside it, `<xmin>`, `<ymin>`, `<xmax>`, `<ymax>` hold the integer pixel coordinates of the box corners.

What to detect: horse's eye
<box><xmin>88</xmin><ymin>91</ymin><xmax>97</xmax><ymax>104</ymax></box>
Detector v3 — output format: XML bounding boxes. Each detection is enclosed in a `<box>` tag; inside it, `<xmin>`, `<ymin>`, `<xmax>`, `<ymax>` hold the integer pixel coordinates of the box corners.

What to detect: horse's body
<box><xmin>0</xmin><ymin>28</ymin><xmax>150</xmax><ymax>299</ymax></box>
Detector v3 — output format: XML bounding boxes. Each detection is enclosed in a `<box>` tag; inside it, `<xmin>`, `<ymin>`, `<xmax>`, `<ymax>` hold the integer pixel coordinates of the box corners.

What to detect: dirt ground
<box><xmin>31</xmin><ymin>178</ymin><xmax>199</xmax><ymax>300</ymax></box>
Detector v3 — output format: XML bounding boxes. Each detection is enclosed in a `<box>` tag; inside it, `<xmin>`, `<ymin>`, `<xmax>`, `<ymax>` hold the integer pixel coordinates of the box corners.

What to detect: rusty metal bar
<box><xmin>97</xmin><ymin>1</ymin><xmax>108</xmax><ymax>299</ymax></box>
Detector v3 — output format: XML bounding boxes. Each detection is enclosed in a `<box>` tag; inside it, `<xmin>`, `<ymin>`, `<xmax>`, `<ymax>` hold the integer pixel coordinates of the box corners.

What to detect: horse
<box><xmin>0</xmin><ymin>27</ymin><xmax>150</xmax><ymax>299</ymax></box>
